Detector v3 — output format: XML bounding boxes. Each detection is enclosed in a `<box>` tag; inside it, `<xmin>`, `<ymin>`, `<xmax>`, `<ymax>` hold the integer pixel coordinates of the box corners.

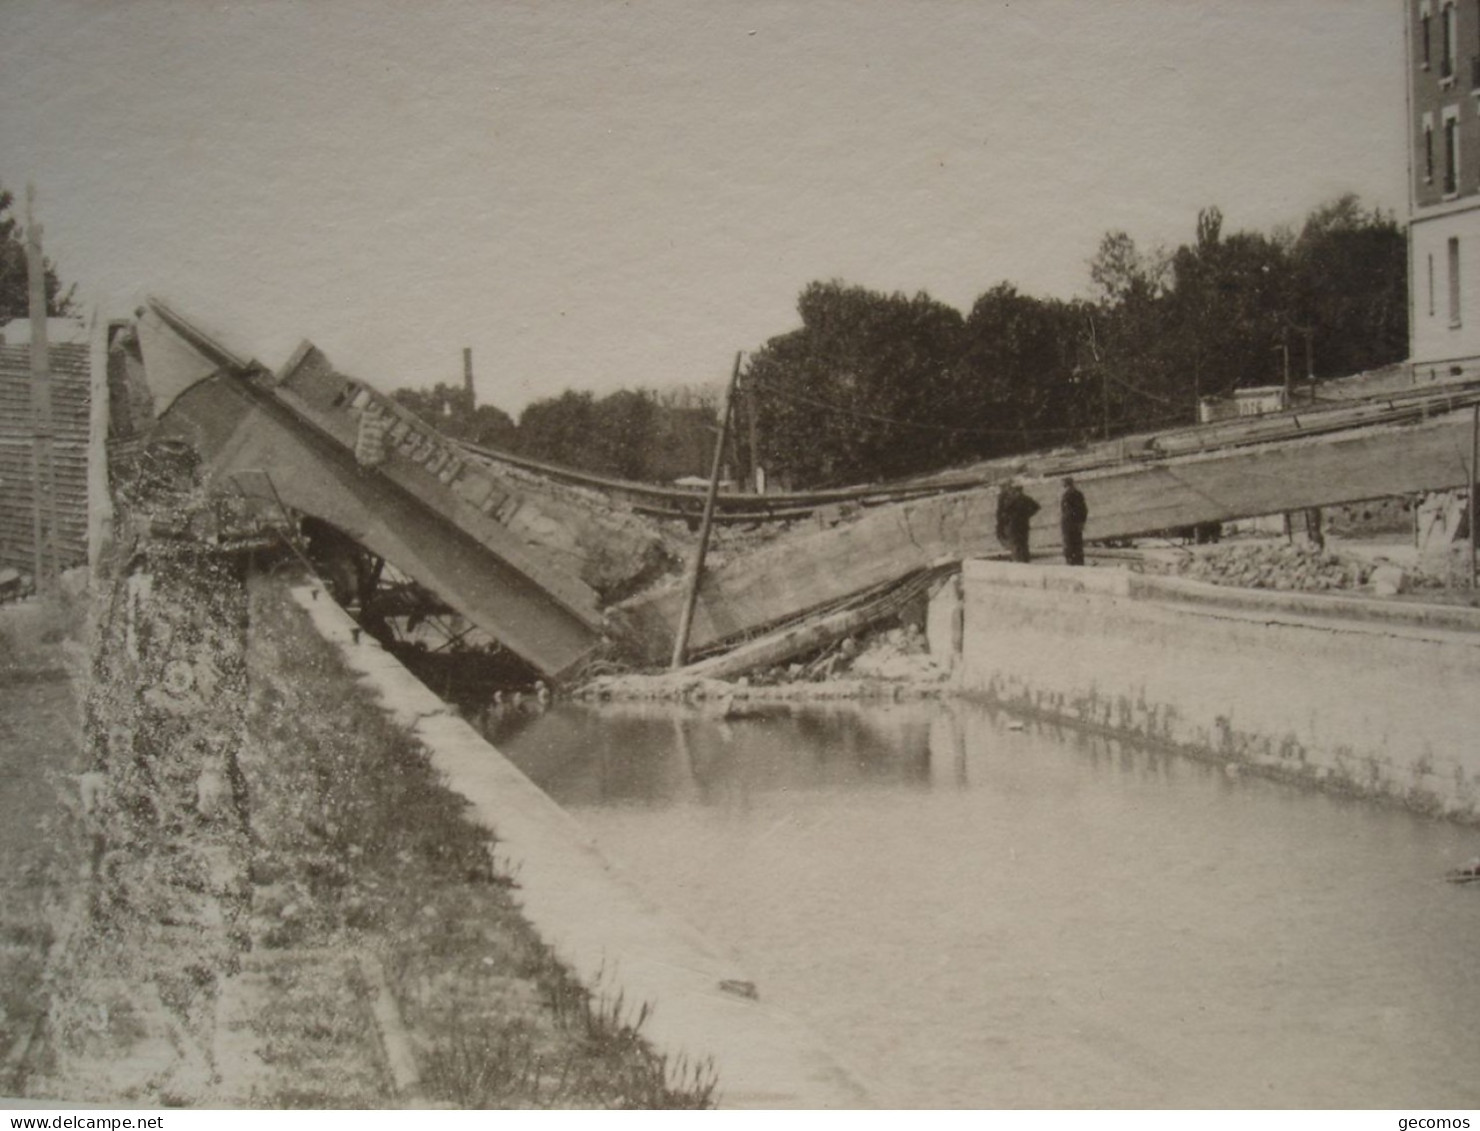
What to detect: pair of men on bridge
<box><xmin>995</xmin><ymin>477</ymin><xmax>1087</xmax><ymax>565</ymax></box>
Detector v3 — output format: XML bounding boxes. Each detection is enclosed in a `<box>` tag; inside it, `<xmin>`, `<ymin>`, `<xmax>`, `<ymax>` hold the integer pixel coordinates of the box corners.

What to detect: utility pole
<box><xmin>1290</xmin><ymin>324</ymin><xmax>1315</xmax><ymax>404</ymax></box>
<box><xmin>1083</xmin><ymin>313</ymin><xmax>1110</xmax><ymax>439</ymax></box>
<box><xmin>1277</xmin><ymin>332</ymin><xmax>1291</xmax><ymax>403</ymax></box>
<box><xmin>1470</xmin><ymin>403</ymin><xmax>1478</xmax><ymax>589</ymax></box>
<box><xmin>742</xmin><ymin>367</ymin><xmax>762</xmax><ymax>494</ymax></box>
<box><xmin>671</xmin><ymin>352</ymin><xmax>742</xmax><ymax>669</ymax></box>
<box><xmin>25</xmin><ymin>184</ymin><xmax>57</xmax><ymax>594</ymax></box>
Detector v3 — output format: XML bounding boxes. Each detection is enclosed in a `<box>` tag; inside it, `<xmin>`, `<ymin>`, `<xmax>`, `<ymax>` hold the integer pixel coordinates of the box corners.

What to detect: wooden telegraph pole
<box><xmin>25</xmin><ymin>184</ymin><xmax>57</xmax><ymax>594</ymax></box>
<box><xmin>1277</xmin><ymin>333</ymin><xmax>1291</xmax><ymax>402</ymax></box>
<box><xmin>670</xmin><ymin>352</ymin><xmax>742</xmax><ymax>670</ymax></box>
<box><xmin>1470</xmin><ymin>403</ymin><xmax>1478</xmax><ymax>589</ymax></box>
<box><xmin>743</xmin><ymin>368</ymin><xmax>762</xmax><ymax>495</ymax></box>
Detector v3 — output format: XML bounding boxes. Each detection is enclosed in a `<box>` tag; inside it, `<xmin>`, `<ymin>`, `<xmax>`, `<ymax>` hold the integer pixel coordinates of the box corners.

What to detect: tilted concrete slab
<box><xmin>274</xmin><ymin>340</ymin><xmax>672</xmax><ymax>605</ymax></box>
<box><xmin>139</xmin><ymin>301</ymin><xmax>607</xmax><ymax>680</ymax></box>
<box><xmin>155</xmin><ymin>373</ymin><xmax>604</xmax><ymax>679</ymax></box>
<box><xmin>615</xmin><ymin>409</ymin><xmax>1480</xmax><ymax>663</ymax></box>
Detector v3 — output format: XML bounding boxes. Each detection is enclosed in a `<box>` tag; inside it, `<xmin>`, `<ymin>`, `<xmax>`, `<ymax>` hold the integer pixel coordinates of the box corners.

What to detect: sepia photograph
<box><xmin>1</xmin><ymin>0</ymin><xmax>1478</xmax><ymax>1117</ymax></box>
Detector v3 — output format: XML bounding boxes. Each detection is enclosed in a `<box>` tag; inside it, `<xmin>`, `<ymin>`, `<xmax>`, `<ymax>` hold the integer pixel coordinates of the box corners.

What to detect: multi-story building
<box><xmin>1408</xmin><ymin>0</ymin><xmax>1480</xmax><ymax>378</ymax></box>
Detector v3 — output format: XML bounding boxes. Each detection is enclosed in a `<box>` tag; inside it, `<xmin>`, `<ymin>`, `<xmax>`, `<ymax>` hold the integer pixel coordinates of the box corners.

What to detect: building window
<box><xmin>1429</xmin><ymin>252</ymin><xmax>1437</xmax><ymax>317</ymax></box>
<box><xmin>1474</xmin><ymin>0</ymin><xmax>1480</xmax><ymax>87</ymax></box>
<box><xmin>1444</xmin><ymin>106</ymin><xmax>1460</xmax><ymax>194</ymax></box>
<box><xmin>1423</xmin><ymin>2</ymin><xmax>1433</xmax><ymax>69</ymax></box>
<box><xmin>1444</xmin><ymin>2</ymin><xmax>1458</xmax><ymax>79</ymax></box>
<box><xmin>1425</xmin><ymin>113</ymin><xmax>1436</xmax><ymax>182</ymax></box>
<box><xmin>1449</xmin><ymin>236</ymin><xmax>1462</xmax><ymax>327</ymax></box>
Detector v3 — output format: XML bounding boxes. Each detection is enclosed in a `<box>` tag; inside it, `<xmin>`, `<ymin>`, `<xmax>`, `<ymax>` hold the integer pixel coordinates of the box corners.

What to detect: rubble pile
<box><xmin>766</xmin><ymin>622</ymin><xmax>946</xmax><ymax>687</ymax></box>
<box><xmin>1405</xmin><ymin>543</ymin><xmax>1480</xmax><ymax>592</ymax></box>
<box><xmin>1162</xmin><ymin>542</ymin><xmax>1374</xmax><ymax>593</ymax></box>
<box><xmin>579</xmin><ymin>621</ymin><xmax>950</xmax><ymax>701</ymax></box>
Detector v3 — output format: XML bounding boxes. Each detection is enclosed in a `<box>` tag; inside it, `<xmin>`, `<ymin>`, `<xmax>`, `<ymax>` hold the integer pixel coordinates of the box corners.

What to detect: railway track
<box><xmin>456</xmin><ymin>378</ymin><xmax>1480</xmax><ymax>525</ymax></box>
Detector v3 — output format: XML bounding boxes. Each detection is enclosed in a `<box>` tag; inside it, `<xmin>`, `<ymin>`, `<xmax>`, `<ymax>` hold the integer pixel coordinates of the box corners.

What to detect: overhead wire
<box><xmin>745</xmin><ymin>368</ymin><xmax>1196</xmax><ymax>441</ymax></box>
<box><xmin>745</xmin><ymin>373</ymin><xmax>1086</xmax><ymax>439</ymax></box>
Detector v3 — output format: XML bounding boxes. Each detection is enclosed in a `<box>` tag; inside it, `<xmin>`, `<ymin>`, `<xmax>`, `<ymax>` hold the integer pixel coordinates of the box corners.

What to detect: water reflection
<box><xmin>481</xmin><ymin>698</ymin><xmax>1221</xmax><ymax>811</ymax></box>
<box><xmin>482</xmin><ymin>696</ymin><xmax>1480</xmax><ymax>1108</ymax></box>
<box><xmin>482</xmin><ymin>700</ymin><xmax>940</xmax><ymax>808</ymax></box>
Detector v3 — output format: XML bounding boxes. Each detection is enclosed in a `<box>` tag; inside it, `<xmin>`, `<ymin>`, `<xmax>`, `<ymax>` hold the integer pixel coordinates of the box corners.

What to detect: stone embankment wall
<box><xmin>952</xmin><ymin>560</ymin><xmax>1480</xmax><ymax>820</ymax></box>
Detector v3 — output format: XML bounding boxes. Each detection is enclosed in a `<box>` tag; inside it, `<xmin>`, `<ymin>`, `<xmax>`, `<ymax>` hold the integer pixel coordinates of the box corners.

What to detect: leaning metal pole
<box><xmin>670</xmin><ymin>351</ymin><xmax>742</xmax><ymax>670</ymax></box>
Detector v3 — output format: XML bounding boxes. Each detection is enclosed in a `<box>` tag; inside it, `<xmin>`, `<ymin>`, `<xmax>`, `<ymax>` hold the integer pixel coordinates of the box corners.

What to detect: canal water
<box><xmin>484</xmin><ymin>698</ymin><xmax>1480</xmax><ymax>1108</ymax></box>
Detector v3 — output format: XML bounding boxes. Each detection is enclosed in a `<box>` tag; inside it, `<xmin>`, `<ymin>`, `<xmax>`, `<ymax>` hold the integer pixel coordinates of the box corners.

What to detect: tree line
<box><xmin>397</xmin><ymin>194</ymin><xmax>1404</xmax><ymax>491</ymax></box>
<box><xmin>743</xmin><ymin>195</ymin><xmax>1405</xmax><ymax>488</ymax></box>
<box><xmin>2</xmin><ymin>178</ymin><xmax>1402</xmax><ymax>493</ymax></box>
<box><xmin>391</xmin><ymin>382</ymin><xmax>721</xmax><ymax>485</ymax></box>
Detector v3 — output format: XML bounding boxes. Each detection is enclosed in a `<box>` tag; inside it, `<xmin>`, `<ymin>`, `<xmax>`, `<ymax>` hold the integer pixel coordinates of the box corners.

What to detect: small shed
<box><xmin>1198</xmin><ymin>385</ymin><xmax>1288</xmax><ymax>424</ymax></box>
<box><xmin>0</xmin><ymin>319</ymin><xmax>92</xmax><ymax>574</ymax></box>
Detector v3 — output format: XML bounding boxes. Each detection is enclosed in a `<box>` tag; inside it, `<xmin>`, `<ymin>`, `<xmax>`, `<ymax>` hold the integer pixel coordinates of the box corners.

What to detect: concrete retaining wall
<box><xmin>955</xmin><ymin>560</ymin><xmax>1480</xmax><ymax>820</ymax></box>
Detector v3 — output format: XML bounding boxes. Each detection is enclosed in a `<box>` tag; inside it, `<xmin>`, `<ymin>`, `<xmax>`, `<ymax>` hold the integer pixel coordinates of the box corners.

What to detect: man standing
<box><xmin>1060</xmin><ymin>476</ymin><xmax>1088</xmax><ymax>566</ymax></box>
<box><xmin>996</xmin><ymin>480</ymin><xmax>1040</xmax><ymax>563</ymax></box>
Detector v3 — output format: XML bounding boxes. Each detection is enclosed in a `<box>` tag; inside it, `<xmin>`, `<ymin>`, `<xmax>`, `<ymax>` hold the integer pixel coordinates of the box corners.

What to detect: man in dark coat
<box><xmin>995</xmin><ymin>481</ymin><xmax>1040</xmax><ymax>563</ymax></box>
<box><xmin>1060</xmin><ymin>476</ymin><xmax>1088</xmax><ymax>566</ymax></box>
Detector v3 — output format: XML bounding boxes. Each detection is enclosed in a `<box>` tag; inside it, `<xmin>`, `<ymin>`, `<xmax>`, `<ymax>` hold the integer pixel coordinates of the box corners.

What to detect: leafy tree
<box><xmin>1167</xmin><ymin>208</ymin><xmax>1295</xmax><ymax>400</ymax></box>
<box><xmin>1287</xmin><ymin>194</ymin><xmax>1407</xmax><ymax>381</ymax></box>
<box><xmin>1085</xmin><ymin>231</ymin><xmax>1185</xmax><ymax>429</ymax></box>
<box><xmin>1089</xmin><ymin>230</ymin><xmax>1168</xmax><ymax>308</ymax></box>
<box><xmin>0</xmin><ymin>184</ymin><xmax>74</xmax><ymax>323</ymax></box>
<box><xmin>391</xmin><ymin>377</ymin><xmax>719</xmax><ymax>483</ymax></box>
<box><xmin>1084</xmin><ymin>198</ymin><xmax>1404</xmax><ymax>433</ymax></box>
<box><xmin>514</xmin><ymin>389</ymin><xmax>597</xmax><ymax>470</ymax></box>
<box><xmin>646</xmin><ymin>402</ymin><xmax>716</xmax><ymax>482</ymax></box>
<box><xmin>955</xmin><ymin>284</ymin><xmax>1096</xmax><ymax>456</ymax></box>
<box><xmin>391</xmin><ymin>382</ymin><xmax>518</xmax><ymax>448</ymax></box>
<box><xmin>513</xmin><ymin>387</ymin><xmax>716</xmax><ymax>481</ymax></box>
<box><xmin>590</xmin><ymin>388</ymin><xmax>658</xmax><ymax>480</ymax></box>
<box><xmin>745</xmin><ymin>281</ymin><xmax>964</xmax><ymax>487</ymax></box>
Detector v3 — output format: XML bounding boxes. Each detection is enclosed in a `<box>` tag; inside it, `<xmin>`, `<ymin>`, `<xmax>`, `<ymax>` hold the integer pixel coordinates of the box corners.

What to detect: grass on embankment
<box><xmin>242</xmin><ymin>568</ymin><xmax>715</xmax><ymax>1108</ymax></box>
<box><xmin>12</xmin><ymin>436</ymin><xmax>712</xmax><ymax>1107</ymax></box>
<box><xmin>17</xmin><ymin>541</ymin><xmax>712</xmax><ymax>1107</ymax></box>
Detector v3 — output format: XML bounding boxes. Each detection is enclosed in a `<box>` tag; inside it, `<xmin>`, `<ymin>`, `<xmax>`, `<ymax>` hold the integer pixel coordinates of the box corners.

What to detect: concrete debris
<box><xmin>1156</xmin><ymin>541</ymin><xmax>1374</xmax><ymax>593</ymax></box>
<box><xmin>1370</xmin><ymin>565</ymin><xmax>1406</xmax><ymax>597</ymax></box>
<box><xmin>578</xmin><ymin>622</ymin><xmax>950</xmax><ymax>700</ymax></box>
<box><xmin>1147</xmin><ymin>537</ymin><xmax>1479</xmax><ymax>598</ymax></box>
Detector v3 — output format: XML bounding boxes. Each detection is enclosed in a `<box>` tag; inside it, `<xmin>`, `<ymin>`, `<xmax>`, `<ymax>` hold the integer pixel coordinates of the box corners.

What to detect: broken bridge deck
<box><xmin>614</xmin><ymin>406</ymin><xmax>1480</xmax><ymax>664</ymax></box>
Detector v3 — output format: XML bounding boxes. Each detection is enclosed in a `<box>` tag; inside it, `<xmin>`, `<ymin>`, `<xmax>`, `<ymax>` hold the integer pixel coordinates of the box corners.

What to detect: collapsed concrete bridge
<box><xmin>130</xmin><ymin>298</ymin><xmax>1480</xmax><ymax>682</ymax></box>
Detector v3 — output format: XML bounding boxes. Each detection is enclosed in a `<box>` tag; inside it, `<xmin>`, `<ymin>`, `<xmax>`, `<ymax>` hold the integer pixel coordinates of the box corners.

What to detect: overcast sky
<box><xmin>0</xmin><ymin>1</ymin><xmax>1407</xmax><ymax>414</ymax></box>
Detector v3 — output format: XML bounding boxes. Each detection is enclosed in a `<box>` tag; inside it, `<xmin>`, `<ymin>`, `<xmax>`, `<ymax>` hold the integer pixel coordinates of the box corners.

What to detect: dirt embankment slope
<box><xmin>7</xmin><ymin>449</ymin><xmax>712</xmax><ymax>1108</ymax></box>
<box><xmin>0</xmin><ymin>596</ymin><xmax>89</xmax><ymax>1096</ymax></box>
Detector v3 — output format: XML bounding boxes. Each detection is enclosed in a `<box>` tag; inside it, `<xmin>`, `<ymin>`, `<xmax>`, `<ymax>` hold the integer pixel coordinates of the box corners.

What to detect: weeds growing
<box><xmin>243</xmin><ymin>570</ymin><xmax>717</xmax><ymax>1108</ymax></box>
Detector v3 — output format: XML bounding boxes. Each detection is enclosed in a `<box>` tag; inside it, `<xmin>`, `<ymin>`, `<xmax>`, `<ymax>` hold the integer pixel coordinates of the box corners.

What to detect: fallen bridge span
<box><xmin>612</xmin><ymin>403</ymin><xmax>1480</xmax><ymax>664</ymax></box>
<box><xmin>127</xmin><ymin>299</ymin><xmax>1480</xmax><ymax>680</ymax></box>
<box><xmin>137</xmin><ymin>300</ymin><xmax>617</xmax><ymax>680</ymax></box>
